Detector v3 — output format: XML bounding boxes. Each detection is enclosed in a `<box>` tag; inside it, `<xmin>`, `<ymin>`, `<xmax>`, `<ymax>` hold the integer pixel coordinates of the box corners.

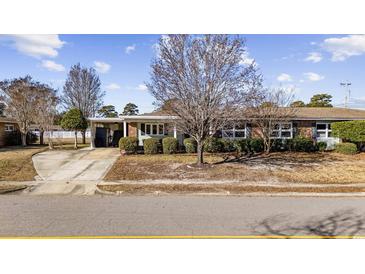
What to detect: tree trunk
<box><xmin>48</xmin><ymin>131</ymin><xmax>54</xmax><ymax>149</ymax></box>
<box><xmin>40</xmin><ymin>130</ymin><xmax>44</xmax><ymax>145</ymax></box>
<box><xmin>196</xmin><ymin>141</ymin><xmax>204</xmax><ymax>165</ymax></box>
<box><xmin>74</xmin><ymin>131</ymin><xmax>78</xmax><ymax>149</ymax></box>
<box><xmin>21</xmin><ymin>133</ymin><xmax>27</xmax><ymax>146</ymax></box>
<box><xmin>81</xmin><ymin>130</ymin><xmax>86</xmax><ymax>144</ymax></box>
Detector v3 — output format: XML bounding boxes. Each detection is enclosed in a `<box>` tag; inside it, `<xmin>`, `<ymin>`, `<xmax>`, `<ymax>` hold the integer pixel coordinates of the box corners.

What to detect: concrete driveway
<box><xmin>30</xmin><ymin>148</ymin><xmax>120</xmax><ymax>195</ymax></box>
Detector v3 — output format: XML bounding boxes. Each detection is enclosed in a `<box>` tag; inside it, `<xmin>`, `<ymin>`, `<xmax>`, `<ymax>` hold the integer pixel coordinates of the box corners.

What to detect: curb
<box><xmin>95</xmin><ymin>185</ymin><xmax>365</xmax><ymax>197</ymax></box>
<box><xmin>0</xmin><ymin>185</ymin><xmax>28</xmax><ymax>194</ymax></box>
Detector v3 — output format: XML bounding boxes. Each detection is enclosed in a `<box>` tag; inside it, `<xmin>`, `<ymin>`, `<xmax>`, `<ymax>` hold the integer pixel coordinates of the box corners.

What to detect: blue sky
<box><xmin>1</xmin><ymin>34</ymin><xmax>365</xmax><ymax>114</ymax></box>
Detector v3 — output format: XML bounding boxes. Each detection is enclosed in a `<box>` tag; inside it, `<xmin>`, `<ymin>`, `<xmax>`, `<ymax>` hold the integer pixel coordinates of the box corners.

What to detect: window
<box><xmin>140</xmin><ymin>123</ymin><xmax>145</xmax><ymax>136</ymax></box>
<box><xmin>271</xmin><ymin>122</ymin><xmax>293</xmax><ymax>139</ymax></box>
<box><xmin>316</xmin><ymin>123</ymin><xmax>332</xmax><ymax>138</ymax></box>
<box><xmin>4</xmin><ymin>124</ymin><xmax>14</xmax><ymax>132</ymax></box>
<box><xmin>222</xmin><ymin>122</ymin><xmax>247</xmax><ymax>139</ymax></box>
<box><xmin>146</xmin><ymin>124</ymin><xmax>151</xmax><ymax>135</ymax></box>
<box><xmin>158</xmin><ymin>124</ymin><xmax>164</xmax><ymax>135</ymax></box>
<box><xmin>141</xmin><ymin>123</ymin><xmax>164</xmax><ymax>136</ymax></box>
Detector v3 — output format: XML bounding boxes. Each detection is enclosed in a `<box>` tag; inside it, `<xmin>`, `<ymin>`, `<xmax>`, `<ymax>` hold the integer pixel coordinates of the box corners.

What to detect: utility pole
<box><xmin>340</xmin><ymin>81</ymin><xmax>351</xmax><ymax>108</ymax></box>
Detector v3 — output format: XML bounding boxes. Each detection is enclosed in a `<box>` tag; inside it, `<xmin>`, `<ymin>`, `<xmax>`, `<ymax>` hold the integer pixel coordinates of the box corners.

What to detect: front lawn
<box><xmin>104</xmin><ymin>152</ymin><xmax>365</xmax><ymax>184</ymax></box>
<box><xmin>0</xmin><ymin>146</ymin><xmax>47</xmax><ymax>181</ymax></box>
<box><xmin>0</xmin><ymin>143</ymin><xmax>90</xmax><ymax>181</ymax></box>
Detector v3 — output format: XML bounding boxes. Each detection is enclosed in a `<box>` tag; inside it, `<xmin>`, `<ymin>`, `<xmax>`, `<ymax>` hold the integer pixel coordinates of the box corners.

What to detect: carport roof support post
<box><xmin>90</xmin><ymin>121</ymin><xmax>95</xmax><ymax>149</ymax></box>
<box><xmin>123</xmin><ymin>121</ymin><xmax>127</xmax><ymax>137</ymax></box>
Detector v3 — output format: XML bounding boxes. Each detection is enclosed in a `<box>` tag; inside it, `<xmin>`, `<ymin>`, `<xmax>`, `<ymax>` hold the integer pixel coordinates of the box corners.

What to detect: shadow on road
<box><xmin>251</xmin><ymin>209</ymin><xmax>365</xmax><ymax>237</ymax></box>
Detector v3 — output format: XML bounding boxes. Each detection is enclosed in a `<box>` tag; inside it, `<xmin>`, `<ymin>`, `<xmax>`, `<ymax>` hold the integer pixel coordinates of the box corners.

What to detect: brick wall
<box><xmin>295</xmin><ymin>120</ymin><xmax>314</xmax><ymax>138</ymax></box>
<box><xmin>0</xmin><ymin>122</ymin><xmax>19</xmax><ymax>147</ymax></box>
<box><xmin>128</xmin><ymin>122</ymin><xmax>138</xmax><ymax>137</ymax></box>
<box><xmin>0</xmin><ymin>123</ymin><xmax>4</xmax><ymax>147</ymax></box>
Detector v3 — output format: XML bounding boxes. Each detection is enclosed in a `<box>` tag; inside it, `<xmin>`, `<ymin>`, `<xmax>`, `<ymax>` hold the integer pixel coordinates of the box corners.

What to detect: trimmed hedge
<box><xmin>221</xmin><ymin>139</ymin><xmax>236</xmax><ymax>152</ymax></box>
<box><xmin>288</xmin><ymin>136</ymin><xmax>314</xmax><ymax>152</ymax></box>
<box><xmin>118</xmin><ymin>137</ymin><xmax>138</xmax><ymax>154</ymax></box>
<box><xmin>233</xmin><ymin>139</ymin><xmax>249</xmax><ymax>153</ymax></box>
<box><xmin>335</xmin><ymin>142</ymin><xmax>358</xmax><ymax>155</ymax></box>
<box><xmin>204</xmin><ymin>137</ymin><xmax>223</xmax><ymax>153</ymax></box>
<box><xmin>183</xmin><ymin>138</ymin><xmax>197</xmax><ymax>153</ymax></box>
<box><xmin>143</xmin><ymin>138</ymin><xmax>160</xmax><ymax>154</ymax></box>
<box><xmin>317</xmin><ymin>141</ymin><xmax>327</xmax><ymax>152</ymax></box>
<box><xmin>249</xmin><ymin>138</ymin><xmax>264</xmax><ymax>153</ymax></box>
<box><xmin>332</xmin><ymin>120</ymin><xmax>365</xmax><ymax>143</ymax></box>
<box><xmin>271</xmin><ymin>139</ymin><xmax>289</xmax><ymax>152</ymax></box>
<box><xmin>162</xmin><ymin>137</ymin><xmax>178</xmax><ymax>154</ymax></box>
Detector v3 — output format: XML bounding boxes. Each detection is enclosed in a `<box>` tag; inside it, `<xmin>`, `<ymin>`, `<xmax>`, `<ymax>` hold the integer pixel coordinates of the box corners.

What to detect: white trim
<box><xmin>222</xmin><ymin>122</ymin><xmax>247</xmax><ymax>139</ymax></box>
<box><xmin>4</xmin><ymin>124</ymin><xmax>15</xmax><ymax>132</ymax></box>
<box><xmin>316</xmin><ymin>122</ymin><xmax>332</xmax><ymax>138</ymax></box>
<box><xmin>140</xmin><ymin>123</ymin><xmax>165</xmax><ymax>136</ymax></box>
<box><xmin>270</xmin><ymin>122</ymin><xmax>293</xmax><ymax>139</ymax></box>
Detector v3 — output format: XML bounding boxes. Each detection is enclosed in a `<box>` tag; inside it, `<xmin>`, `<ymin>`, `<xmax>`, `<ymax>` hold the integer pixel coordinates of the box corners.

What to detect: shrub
<box><xmin>143</xmin><ymin>138</ymin><xmax>160</xmax><ymax>154</ymax></box>
<box><xmin>183</xmin><ymin>138</ymin><xmax>197</xmax><ymax>153</ymax></box>
<box><xmin>221</xmin><ymin>139</ymin><xmax>236</xmax><ymax>152</ymax></box>
<box><xmin>317</xmin><ymin>141</ymin><xmax>327</xmax><ymax>152</ymax></box>
<box><xmin>204</xmin><ymin>137</ymin><xmax>223</xmax><ymax>153</ymax></box>
<box><xmin>288</xmin><ymin>136</ymin><xmax>314</xmax><ymax>152</ymax></box>
<box><xmin>332</xmin><ymin>120</ymin><xmax>365</xmax><ymax>143</ymax></box>
<box><xmin>233</xmin><ymin>139</ymin><xmax>249</xmax><ymax>154</ymax></box>
<box><xmin>162</xmin><ymin>137</ymin><xmax>178</xmax><ymax>154</ymax></box>
<box><xmin>119</xmin><ymin>137</ymin><xmax>138</xmax><ymax>154</ymax></box>
<box><xmin>249</xmin><ymin>138</ymin><xmax>264</xmax><ymax>153</ymax></box>
<box><xmin>271</xmin><ymin>139</ymin><xmax>289</xmax><ymax>152</ymax></box>
<box><xmin>335</xmin><ymin>142</ymin><xmax>357</xmax><ymax>155</ymax></box>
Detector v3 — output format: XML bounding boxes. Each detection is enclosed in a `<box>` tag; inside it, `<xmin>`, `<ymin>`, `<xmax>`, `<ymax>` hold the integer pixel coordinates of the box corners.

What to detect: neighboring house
<box><xmin>88</xmin><ymin>107</ymin><xmax>365</xmax><ymax>149</ymax></box>
<box><xmin>0</xmin><ymin>117</ymin><xmax>19</xmax><ymax>147</ymax></box>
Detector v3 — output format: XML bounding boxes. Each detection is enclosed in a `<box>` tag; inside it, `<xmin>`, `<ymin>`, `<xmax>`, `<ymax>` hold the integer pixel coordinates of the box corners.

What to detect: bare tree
<box><xmin>62</xmin><ymin>63</ymin><xmax>105</xmax><ymax>143</ymax></box>
<box><xmin>147</xmin><ymin>35</ymin><xmax>262</xmax><ymax>165</ymax></box>
<box><xmin>0</xmin><ymin>76</ymin><xmax>40</xmax><ymax>146</ymax></box>
<box><xmin>246</xmin><ymin>88</ymin><xmax>297</xmax><ymax>153</ymax></box>
<box><xmin>34</xmin><ymin>84</ymin><xmax>59</xmax><ymax>149</ymax></box>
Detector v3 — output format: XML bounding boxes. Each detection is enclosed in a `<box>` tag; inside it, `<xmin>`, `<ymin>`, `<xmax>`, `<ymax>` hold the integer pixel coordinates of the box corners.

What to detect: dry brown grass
<box><xmin>99</xmin><ymin>183</ymin><xmax>365</xmax><ymax>194</ymax></box>
<box><xmin>104</xmin><ymin>152</ymin><xmax>365</xmax><ymax>184</ymax></box>
<box><xmin>0</xmin><ymin>146</ymin><xmax>47</xmax><ymax>181</ymax></box>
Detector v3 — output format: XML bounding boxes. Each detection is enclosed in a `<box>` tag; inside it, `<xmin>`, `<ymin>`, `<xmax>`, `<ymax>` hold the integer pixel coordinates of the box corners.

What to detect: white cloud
<box><xmin>304</xmin><ymin>52</ymin><xmax>322</xmax><ymax>63</ymax></box>
<box><xmin>93</xmin><ymin>61</ymin><xmax>111</xmax><ymax>73</ymax></box>
<box><xmin>125</xmin><ymin>44</ymin><xmax>136</xmax><ymax>54</ymax></box>
<box><xmin>41</xmin><ymin>60</ymin><xmax>65</xmax><ymax>72</ymax></box>
<box><xmin>277</xmin><ymin>73</ymin><xmax>292</xmax><ymax>82</ymax></box>
<box><xmin>303</xmin><ymin>72</ymin><xmax>324</xmax><ymax>81</ymax></box>
<box><xmin>136</xmin><ymin>84</ymin><xmax>148</xmax><ymax>91</ymax></box>
<box><xmin>239</xmin><ymin>51</ymin><xmax>255</xmax><ymax>66</ymax></box>
<box><xmin>105</xmin><ymin>83</ymin><xmax>120</xmax><ymax>91</ymax></box>
<box><xmin>322</xmin><ymin>34</ymin><xmax>365</xmax><ymax>61</ymax></box>
<box><xmin>4</xmin><ymin>34</ymin><xmax>65</xmax><ymax>58</ymax></box>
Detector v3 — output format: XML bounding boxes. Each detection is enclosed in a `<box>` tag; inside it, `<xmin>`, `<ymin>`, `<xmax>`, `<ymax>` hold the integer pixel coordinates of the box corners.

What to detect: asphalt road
<box><xmin>1</xmin><ymin>195</ymin><xmax>365</xmax><ymax>237</ymax></box>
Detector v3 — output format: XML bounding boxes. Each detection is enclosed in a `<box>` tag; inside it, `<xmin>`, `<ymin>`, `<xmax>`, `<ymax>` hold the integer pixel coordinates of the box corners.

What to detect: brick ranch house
<box><xmin>88</xmin><ymin>107</ymin><xmax>365</xmax><ymax>150</ymax></box>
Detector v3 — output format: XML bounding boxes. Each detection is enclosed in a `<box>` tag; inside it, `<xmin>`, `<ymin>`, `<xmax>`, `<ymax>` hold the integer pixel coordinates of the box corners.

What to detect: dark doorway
<box><xmin>112</xmin><ymin>130</ymin><xmax>123</xmax><ymax>147</ymax></box>
<box><xmin>95</xmin><ymin>127</ymin><xmax>108</xmax><ymax>147</ymax></box>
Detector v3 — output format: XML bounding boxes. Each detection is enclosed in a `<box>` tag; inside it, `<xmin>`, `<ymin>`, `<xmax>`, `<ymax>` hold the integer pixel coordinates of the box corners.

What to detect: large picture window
<box><xmin>140</xmin><ymin>123</ymin><xmax>164</xmax><ymax>136</ymax></box>
<box><xmin>222</xmin><ymin>122</ymin><xmax>247</xmax><ymax>139</ymax></box>
<box><xmin>270</xmin><ymin>122</ymin><xmax>293</xmax><ymax>139</ymax></box>
<box><xmin>316</xmin><ymin>123</ymin><xmax>332</xmax><ymax>138</ymax></box>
